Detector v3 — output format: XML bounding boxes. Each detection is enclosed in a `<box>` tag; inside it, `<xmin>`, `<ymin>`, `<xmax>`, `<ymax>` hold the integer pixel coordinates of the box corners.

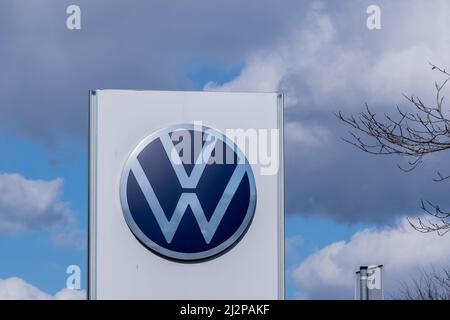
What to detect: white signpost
<box><xmin>89</xmin><ymin>90</ymin><xmax>284</xmax><ymax>299</ymax></box>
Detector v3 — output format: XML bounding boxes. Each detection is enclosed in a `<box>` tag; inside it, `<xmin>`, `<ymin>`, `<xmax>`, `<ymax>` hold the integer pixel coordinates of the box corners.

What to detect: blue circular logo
<box><xmin>120</xmin><ymin>124</ymin><xmax>256</xmax><ymax>261</ymax></box>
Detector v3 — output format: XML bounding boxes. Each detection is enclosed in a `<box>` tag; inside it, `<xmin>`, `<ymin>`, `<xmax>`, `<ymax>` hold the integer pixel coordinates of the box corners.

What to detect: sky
<box><xmin>1</xmin><ymin>0</ymin><xmax>450</xmax><ymax>299</ymax></box>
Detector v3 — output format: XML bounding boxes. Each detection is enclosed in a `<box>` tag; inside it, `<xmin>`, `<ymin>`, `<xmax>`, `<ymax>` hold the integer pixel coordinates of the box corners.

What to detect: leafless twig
<box><xmin>337</xmin><ymin>64</ymin><xmax>450</xmax><ymax>234</ymax></box>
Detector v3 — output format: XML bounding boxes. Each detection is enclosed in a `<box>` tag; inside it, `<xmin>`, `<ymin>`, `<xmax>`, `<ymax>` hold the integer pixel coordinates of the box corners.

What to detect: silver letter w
<box><xmin>130</xmin><ymin>133</ymin><xmax>247</xmax><ymax>244</ymax></box>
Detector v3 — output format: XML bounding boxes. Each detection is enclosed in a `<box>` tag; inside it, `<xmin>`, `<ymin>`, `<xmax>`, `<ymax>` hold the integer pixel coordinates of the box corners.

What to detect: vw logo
<box><xmin>120</xmin><ymin>124</ymin><xmax>256</xmax><ymax>261</ymax></box>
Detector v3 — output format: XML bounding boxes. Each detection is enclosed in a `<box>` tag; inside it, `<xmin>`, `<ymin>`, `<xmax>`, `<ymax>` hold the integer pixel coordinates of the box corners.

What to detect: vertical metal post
<box><xmin>359</xmin><ymin>266</ymin><xmax>369</xmax><ymax>300</ymax></box>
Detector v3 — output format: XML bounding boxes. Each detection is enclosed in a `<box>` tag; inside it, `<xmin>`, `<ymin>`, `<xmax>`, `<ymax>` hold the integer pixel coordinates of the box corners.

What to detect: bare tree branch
<box><xmin>338</xmin><ymin>64</ymin><xmax>450</xmax><ymax>235</ymax></box>
<box><xmin>395</xmin><ymin>267</ymin><xmax>450</xmax><ymax>300</ymax></box>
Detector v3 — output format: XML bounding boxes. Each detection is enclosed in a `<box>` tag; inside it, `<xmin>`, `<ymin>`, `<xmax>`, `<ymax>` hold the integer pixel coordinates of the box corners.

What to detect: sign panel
<box><xmin>89</xmin><ymin>90</ymin><xmax>284</xmax><ymax>299</ymax></box>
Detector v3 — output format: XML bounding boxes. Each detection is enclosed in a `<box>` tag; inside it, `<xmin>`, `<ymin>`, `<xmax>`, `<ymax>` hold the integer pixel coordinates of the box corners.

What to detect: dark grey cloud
<box><xmin>281</xmin><ymin>0</ymin><xmax>450</xmax><ymax>224</ymax></box>
<box><xmin>0</xmin><ymin>0</ymin><xmax>307</xmax><ymax>147</ymax></box>
<box><xmin>284</xmin><ymin>112</ymin><xmax>450</xmax><ymax>225</ymax></box>
<box><xmin>2</xmin><ymin>0</ymin><xmax>450</xmax><ymax>226</ymax></box>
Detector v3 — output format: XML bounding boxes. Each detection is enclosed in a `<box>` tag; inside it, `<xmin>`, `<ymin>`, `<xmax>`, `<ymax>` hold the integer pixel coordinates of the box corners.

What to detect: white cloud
<box><xmin>0</xmin><ymin>173</ymin><xmax>73</xmax><ymax>234</ymax></box>
<box><xmin>293</xmin><ymin>217</ymin><xmax>450</xmax><ymax>299</ymax></box>
<box><xmin>54</xmin><ymin>288</ymin><xmax>87</xmax><ymax>300</ymax></box>
<box><xmin>204</xmin><ymin>8</ymin><xmax>335</xmax><ymax>96</ymax></box>
<box><xmin>205</xmin><ymin>1</ymin><xmax>450</xmax><ymax>109</ymax></box>
<box><xmin>0</xmin><ymin>277</ymin><xmax>51</xmax><ymax>300</ymax></box>
<box><xmin>0</xmin><ymin>277</ymin><xmax>86</xmax><ymax>300</ymax></box>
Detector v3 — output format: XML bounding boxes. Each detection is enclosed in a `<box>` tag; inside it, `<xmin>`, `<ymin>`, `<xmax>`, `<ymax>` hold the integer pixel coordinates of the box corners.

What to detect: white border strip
<box><xmin>88</xmin><ymin>90</ymin><xmax>98</xmax><ymax>300</ymax></box>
